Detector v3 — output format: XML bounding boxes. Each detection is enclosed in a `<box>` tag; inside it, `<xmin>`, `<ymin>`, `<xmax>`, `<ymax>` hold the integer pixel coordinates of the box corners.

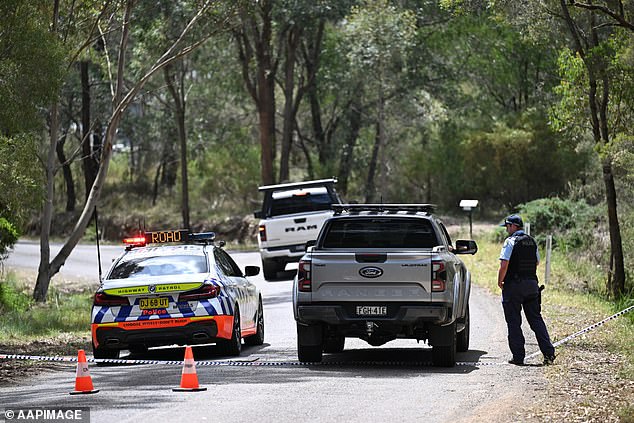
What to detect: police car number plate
<box><xmin>139</xmin><ymin>297</ymin><xmax>169</xmax><ymax>309</ymax></box>
<box><xmin>356</xmin><ymin>306</ymin><xmax>387</xmax><ymax>316</ymax></box>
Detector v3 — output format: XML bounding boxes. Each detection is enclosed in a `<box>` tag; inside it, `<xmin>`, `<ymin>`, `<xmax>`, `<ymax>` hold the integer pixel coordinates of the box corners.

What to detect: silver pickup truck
<box><xmin>292</xmin><ymin>204</ymin><xmax>477</xmax><ymax>367</ymax></box>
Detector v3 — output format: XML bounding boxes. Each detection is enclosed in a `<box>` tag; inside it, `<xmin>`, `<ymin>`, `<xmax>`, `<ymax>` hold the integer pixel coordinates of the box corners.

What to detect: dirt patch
<box><xmin>0</xmin><ymin>333</ymin><xmax>91</xmax><ymax>386</ymax></box>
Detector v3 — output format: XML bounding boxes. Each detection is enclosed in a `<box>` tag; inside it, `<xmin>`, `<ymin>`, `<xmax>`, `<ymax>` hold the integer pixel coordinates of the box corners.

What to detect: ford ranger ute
<box><xmin>292</xmin><ymin>204</ymin><xmax>477</xmax><ymax>367</ymax></box>
<box><xmin>255</xmin><ymin>179</ymin><xmax>342</xmax><ymax>280</ymax></box>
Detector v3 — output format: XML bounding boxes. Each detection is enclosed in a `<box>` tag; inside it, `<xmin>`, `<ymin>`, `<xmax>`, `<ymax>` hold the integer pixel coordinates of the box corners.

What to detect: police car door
<box><xmin>214</xmin><ymin>249</ymin><xmax>255</xmax><ymax>329</ymax></box>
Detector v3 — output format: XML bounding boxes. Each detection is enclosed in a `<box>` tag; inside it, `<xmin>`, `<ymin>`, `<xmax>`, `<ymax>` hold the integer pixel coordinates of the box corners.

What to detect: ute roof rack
<box><xmin>258</xmin><ymin>178</ymin><xmax>337</xmax><ymax>192</ymax></box>
<box><xmin>332</xmin><ymin>204</ymin><xmax>436</xmax><ymax>215</ymax></box>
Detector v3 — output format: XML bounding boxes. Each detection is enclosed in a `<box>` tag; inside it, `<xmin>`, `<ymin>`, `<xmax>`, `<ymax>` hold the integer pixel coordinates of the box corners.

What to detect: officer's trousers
<box><xmin>502</xmin><ymin>278</ymin><xmax>555</xmax><ymax>361</ymax></box>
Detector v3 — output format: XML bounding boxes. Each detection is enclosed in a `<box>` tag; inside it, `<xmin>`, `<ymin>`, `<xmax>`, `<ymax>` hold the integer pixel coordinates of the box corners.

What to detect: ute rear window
<box><xmin>269</xmin><ymin>192</ymin><xmax>334</xmax><ymax>217</ymax></box>
<box><xmin>108</xmin><ymin>255</ymin><xmax>208</xmax><ymax>279</ymax></box>
<box><xmin>321</xmin><ymin>218</ymin><xmax>438</xmax><ymax>249</ymax></box>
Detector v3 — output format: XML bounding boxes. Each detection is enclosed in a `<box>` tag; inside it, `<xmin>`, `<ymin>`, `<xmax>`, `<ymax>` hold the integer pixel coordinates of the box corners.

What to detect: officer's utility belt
<box><xmin>505</xmin><ymin>274</ymin><xmax>537</xmax><ymax>282</ymax></box>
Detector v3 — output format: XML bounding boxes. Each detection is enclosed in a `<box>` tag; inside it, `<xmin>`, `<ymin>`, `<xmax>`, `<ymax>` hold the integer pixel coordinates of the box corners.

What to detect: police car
<box><xmin>91</xmin><ymin>229</ymin><xmax>264</xmax><ymax>359</ymax></box>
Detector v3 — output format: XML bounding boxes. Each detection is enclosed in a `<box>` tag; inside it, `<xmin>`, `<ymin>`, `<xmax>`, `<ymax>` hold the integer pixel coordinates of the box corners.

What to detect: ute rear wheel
<box><xmin>457</xmin><ymin>306</ymin><xmax>470</xmax><ymax>352</ymax></box>
<box><xmin>323</xmin><ymin>335</ymin><xmax>345</xmax><ymax>353</ymax></box>
<box><xmin>296</xmin><ymin>323</ymin><xmax>323</xmax><ymax>363</ymax></box>
<box><xmin>262</xmin><ymin>259</ymin><xmax>279</xmax><ymax>280</ymax></box>
<box><xmin>432</xmin><ymin>323</ymin><xmax>457</xmax><ymax>367</ymax></box>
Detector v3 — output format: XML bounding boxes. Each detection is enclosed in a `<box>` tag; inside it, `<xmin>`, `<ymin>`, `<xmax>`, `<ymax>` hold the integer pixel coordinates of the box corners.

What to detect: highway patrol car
<box><xmin>91</xmin><ymin>230</ymin><xmax>264</xmax><ymax>359</ymax></box>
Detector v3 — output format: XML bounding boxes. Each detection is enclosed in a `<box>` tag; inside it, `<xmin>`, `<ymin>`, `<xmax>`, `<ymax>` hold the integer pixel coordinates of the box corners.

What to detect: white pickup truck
<box><xmin>254</xmin><ymin>179</ymin><xmax>343</xmax><ymax>280</ymax></box>
<box><xmin>292</xmin><ymin>204</ymin><xmax>478</xmax><ymax>366</ymax></box>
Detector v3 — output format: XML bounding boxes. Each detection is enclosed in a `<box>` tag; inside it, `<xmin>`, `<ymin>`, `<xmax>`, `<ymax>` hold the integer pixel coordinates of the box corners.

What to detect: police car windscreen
<box><xmin>108</xmin><ymin>255</ymin><xmax>208</xmax><ymax>279</ymax></box>
<box><xmin>321</xmin><ymin>218</ymin><xmax>438</xmax><ymax>249</ymax></box>
<box><xmin>269</xmin><ymin>192</ymin><xmax>333</xmax><ymax>216</ymax></box>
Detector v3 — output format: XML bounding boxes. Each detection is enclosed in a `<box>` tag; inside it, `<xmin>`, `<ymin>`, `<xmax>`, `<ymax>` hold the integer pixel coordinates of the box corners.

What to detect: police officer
<box><xmin>497</xmin><ymin>214</ymin><xmax>556</xmax><ymax>366</ymax></box>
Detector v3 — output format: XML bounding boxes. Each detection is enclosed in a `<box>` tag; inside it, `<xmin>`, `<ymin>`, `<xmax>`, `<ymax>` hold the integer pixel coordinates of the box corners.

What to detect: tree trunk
<box><xmin>365</xmin><ymin>83</ymin><xmax>384</xmax><ymax>203</ymax></box>
<box><xmin>55</xmin><ymin>132</ymin><xmax>75</xmax><ymax>212</ymax></box>
<box><xmin>34</xmin><ymin>101</ymin><xmax>58</xmax><ymax>302</ymax></box>
<box><xmin>164</xmin><ymin>63</ymin><xmax>190</xmax><ymax>229</ymax></box>
<box><xmin>235</xmin><ymin>0</ymin><xmax>278</xmax><ymax>186</ymax></box>
<box><xmin>338</xmin><ymin>94</ymin><xmax>362</xmax><ymax>196</ymax></box>
<box><xmin>279</xmin><ymin>26</ymin><xmax>301</xmax><ymax>183</ymax></box>
<box><xmin>603</xmin><ymin>160</ymin><xmax>625</xmax><ymax>297</ymax></box>
<box><xmin>81</xmin><ymin>60</ymin><xmax>99</xmax><ymax>200</ymax></box>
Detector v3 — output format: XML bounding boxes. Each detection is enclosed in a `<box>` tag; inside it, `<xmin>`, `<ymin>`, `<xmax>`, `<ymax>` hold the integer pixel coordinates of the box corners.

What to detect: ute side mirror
<box><xmin>305</xmin><ymin>240</ymin><xmax>316</xmax><ymax>251</ymax></box>
<box><xmin>254</xmin><ymin>210</ymin><xmax>263</xmax><ymax>219</ymax></box>
<box><xmin>455</xmin><ymin>240</ymin><xmax>478</xmax><ymax>255</ymax></box>
<box><xmin>244</xmin><ymin>266</ymin><xmax>260</xmax><ymax>277</ymax></box>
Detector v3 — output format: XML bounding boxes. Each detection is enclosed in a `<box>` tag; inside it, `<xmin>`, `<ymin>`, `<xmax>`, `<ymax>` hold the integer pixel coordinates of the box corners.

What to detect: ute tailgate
<box><xmin>310</xmin><ymin>251</ymin><xmax>433</xmax><ymax>302</ymax></box>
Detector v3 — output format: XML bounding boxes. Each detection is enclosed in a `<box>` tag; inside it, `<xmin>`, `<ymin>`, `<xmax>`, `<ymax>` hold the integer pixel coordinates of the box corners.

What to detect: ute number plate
<box><xmin>139</xmin><ymin>297</ymin><xmax>169</xmax><ymax>309</ymax></box>
<box><xmin>356</xmin><ymin>306</ymin><xmax>387</xmax><ymax>316</ymax></box>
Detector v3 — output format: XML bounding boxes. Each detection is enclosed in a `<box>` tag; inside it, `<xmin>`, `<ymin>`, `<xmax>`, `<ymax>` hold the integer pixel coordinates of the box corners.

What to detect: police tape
<box><xmin>1</xmin><ymin>304</ymin><xmax>631</xmax><ymax>367</ymax></box>
<box><xmin>525</xmin><ymin>303</ymin><xmax>634</xmax><ymax>360</ymax></box>
<box><xmin>0</xmin><ymin>352</ymin><xmax>500</xmax><ymax>367</ymax></box>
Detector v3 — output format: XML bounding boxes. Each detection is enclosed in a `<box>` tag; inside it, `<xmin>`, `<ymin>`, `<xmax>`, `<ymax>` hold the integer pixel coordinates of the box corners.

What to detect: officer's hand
<box><xmin>498</xmin><ymin>280</ymin><xmax>504</xmax><ymax>290</ymax></box>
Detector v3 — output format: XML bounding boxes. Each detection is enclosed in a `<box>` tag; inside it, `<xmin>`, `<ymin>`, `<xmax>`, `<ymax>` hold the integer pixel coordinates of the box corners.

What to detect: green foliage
<box><xmin>0</xmin><ymin>0</ymin><xmax>65</xmax><ymax>135</ymax></box>
<box><xmin>0</xmin><ymin>218</ymin><xmax>19</xmax><ymax>260</ymax></box>
<box><xmin>518</xmin><ymin>197</ymin><xmax>600</xmax><ymax>248</ymax></box>
<box><xmin>0</xmin><ymin>274</ymin><xmax>32</xmax><ymax>314</ymax></box>
<box><xmin>0</xmin><ymin>134</ymin><xmax>43</xmax><ymax>233</ymax></box>
<box><xmin>0</xmin><ymin>273</ymin><xmax>92</xmax><ymax>340</ymax></box>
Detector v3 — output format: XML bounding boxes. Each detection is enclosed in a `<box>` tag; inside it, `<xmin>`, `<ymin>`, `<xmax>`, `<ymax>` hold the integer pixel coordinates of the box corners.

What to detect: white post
<box><xmin>544</xmin><ymin>235</ymin><xmax>552</xmax><ymax>285</ymax></box>
<box><xmin>525</xmin><ymin>222</ymin><xmax>531</xmax><ymax>235</ymax></box>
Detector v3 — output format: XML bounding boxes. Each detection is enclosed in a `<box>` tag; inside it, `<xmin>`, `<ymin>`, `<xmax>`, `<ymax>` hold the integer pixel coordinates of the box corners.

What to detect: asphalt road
<box><xmin>1</xmin><ymin>241</ymin><xmax>549</xmax><ymax>423</ymax></box>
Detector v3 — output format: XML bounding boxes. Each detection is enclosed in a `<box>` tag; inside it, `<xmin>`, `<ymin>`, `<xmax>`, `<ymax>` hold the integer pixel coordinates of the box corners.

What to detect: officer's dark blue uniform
<box><xmin>498</xmin><ymin>214</ymin><xmax>555</xmax><ymax>365</ymax></box>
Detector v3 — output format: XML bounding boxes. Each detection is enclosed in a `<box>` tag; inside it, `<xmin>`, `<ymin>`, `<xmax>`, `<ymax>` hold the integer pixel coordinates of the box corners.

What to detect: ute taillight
<box><xmin>123</xmin><ymin>235</ymin><xmax>147</xmax><ymax>247</ymax></box>
<box><xmin>94</xmin><ymin>292</ymin><xmax>129</xmax><ymax>306</ymax></box>
<box><xmin>297</xmin><ymin>259</ymin><xmax>312</xmax><ymax>292</ymax></box>
<box><xmin>432</xmin><ymin>260</ymin><xmax>446</xmax><ymax>292</ymax></box>
<box><xmin>178</xmin><ymin>284</ymin><xmax>219</xmax><ymax>301</ymax></box>
<box><xmin>259</xmin><ymin>224</ymin><xmax>267</xmax><ymax>242</ymax></box>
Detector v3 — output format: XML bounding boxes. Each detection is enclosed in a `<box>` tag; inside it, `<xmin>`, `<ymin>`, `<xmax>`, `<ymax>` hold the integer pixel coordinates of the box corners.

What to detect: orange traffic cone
<box><xmin>173</xmin><ymin>346</ymin><xmax>206</xmax><ymax>392</ymax></box>
<box><xmin>70</xmin><ymin>349</ymin><xmax>99</xmax><ymax>395</ymax></box>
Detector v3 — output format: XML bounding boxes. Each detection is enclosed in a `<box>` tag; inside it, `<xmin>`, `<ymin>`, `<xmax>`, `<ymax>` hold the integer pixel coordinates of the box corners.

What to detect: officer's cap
<box><xmin>500</xmin><ymin>214</ymin><xmax>523</xmax><ymax>227</ymax></box>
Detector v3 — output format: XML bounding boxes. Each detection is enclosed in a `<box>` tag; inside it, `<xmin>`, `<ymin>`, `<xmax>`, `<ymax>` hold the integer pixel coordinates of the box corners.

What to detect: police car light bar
<box><xmin>123</xmin><ymin>235</ymin><xmax>147</xmax><ymax>248</ymax></box>
<box><xmin>122</xmin><ymin>230</ymin><xmax>216</xmax><ymax>249</ymax></box>
<box><xmin>332</xmin><ymin>204</ymin><xmax>436</xmax><ymax>215</ymax></box>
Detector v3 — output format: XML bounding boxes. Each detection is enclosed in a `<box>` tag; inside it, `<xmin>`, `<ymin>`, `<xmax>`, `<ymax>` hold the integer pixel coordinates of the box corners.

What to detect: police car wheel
<box><xmin>219</xmin><ymin>306</ymin><xmax>242</xmax><ymax>356</ymax></box>
<box><xmin>457</xmin><ymin>306</ymin><xmax>470</xmax><ymax>352</ymax></box>
<box><xmin>244</xmin><ymin>298</ymin><xmax>265</xmax><ymax>346</ymax></box>
<box><xmin>92</xmin><ymin>342</ymin><xmax>120</xmax><ymax>360</ymax></box>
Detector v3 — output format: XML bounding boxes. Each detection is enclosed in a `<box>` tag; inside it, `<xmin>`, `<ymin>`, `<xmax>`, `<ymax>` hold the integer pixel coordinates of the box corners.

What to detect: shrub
<box><xmin>518</xmin><ymin>197</ymin><xmax>601</xmax><ymax>250</ymax></box>
<box><xmin>0</xmin><ymin>217</ymin><xmax>19</xmax><ymax>260</ymax></box>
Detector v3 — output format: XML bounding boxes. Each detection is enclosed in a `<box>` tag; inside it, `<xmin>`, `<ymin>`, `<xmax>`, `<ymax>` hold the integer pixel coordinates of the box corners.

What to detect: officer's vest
<box><xmin>507</xmin><ymin>233</ymin><xmax>538</xmax><ymax>280</ymax></box>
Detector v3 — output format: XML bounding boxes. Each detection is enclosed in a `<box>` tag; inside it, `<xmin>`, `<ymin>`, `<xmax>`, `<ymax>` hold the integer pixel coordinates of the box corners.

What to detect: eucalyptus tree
<box><xmin>342</xmin><ymin>0</ymin><xmax>417</xmax><ymax>202</ymax></box>
<box><xmin>441</xmin><ymin>0</ymin><xmax>631</xmax><ymax>297</ymax></box>
<box><xmin>34</xmin><ymin>0</ymin><xmax>239</xmax><ymax>302</ymax></box>
<box><xmin>552</xmin><ymin>2</ymin><xmax>632</xmax><ymax>297</ymax></box>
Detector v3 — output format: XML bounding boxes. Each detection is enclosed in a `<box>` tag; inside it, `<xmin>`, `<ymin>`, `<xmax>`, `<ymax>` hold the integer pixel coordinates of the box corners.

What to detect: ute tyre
<box><xmin>219</xmin><ymin>306</ymin><xmax>242</xmax><ymax>356</ymax></box>
<box><xmin>244</xmin><ymin>298</ymin><xmax>265</xmax><ymax>346</ymax></box>
<box><xmin>323</xmin><ymin>336</ymin><xmax>345</xmax><ymax>353</ymax></box>
<box><xmin>297</xmin><ymin>343</ymin><xmax>323</xmax><ymax>363</ymax></box>
<box><xmin>457</xmin><ymin>306</ymin><xmax>470</xmax><ymax>352</ymax></box>
<box><xmin>432</xmin><ymin>324</ymin><xmax>457</xmax><ymax>367</ymax></box>
<box><xmin>92</xmin><ymin>342</ymin><xmax>120</xmax><ymax>360</ymax></box>
<box><xmin>262</xmin><ymin>259</ymin><xmax>279</xmax><ymax>280</ymax></box>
